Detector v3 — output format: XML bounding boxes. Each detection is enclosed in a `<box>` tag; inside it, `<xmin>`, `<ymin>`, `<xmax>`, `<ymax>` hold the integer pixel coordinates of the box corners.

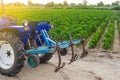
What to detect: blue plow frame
<box><xmin>26</xmin><ymin>30</ymin><xmax>82</xmax><ymax>55</ymax></box>
<box><xmin>26</xmin><ymin>29</ymin><xmax>88</xmax><ymax>72</ymax></box>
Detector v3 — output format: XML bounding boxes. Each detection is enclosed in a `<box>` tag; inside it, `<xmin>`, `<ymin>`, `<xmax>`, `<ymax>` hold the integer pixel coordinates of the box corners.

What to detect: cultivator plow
<box><xmin>26</xmin><ymin>30</ymin><xmax>88</xmax><ymax>72</ymax></box>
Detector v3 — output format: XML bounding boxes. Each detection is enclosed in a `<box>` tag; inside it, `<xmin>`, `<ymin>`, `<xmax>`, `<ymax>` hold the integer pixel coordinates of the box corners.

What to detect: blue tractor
<box><xmin>0</xmin><ymin>0</ymin><xmax>88</xmax><ymax>76</ymax></box>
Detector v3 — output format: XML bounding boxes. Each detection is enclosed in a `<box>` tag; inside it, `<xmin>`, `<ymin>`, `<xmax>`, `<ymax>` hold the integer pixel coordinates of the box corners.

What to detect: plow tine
<box><xmin>54</xmin><ymin>42</ymin><xmax>65</xmax><ymax>72</ymax></box>
<box><xmin>74</xmin><ymin>54</ymin><xmax>79</xmax><ymax>61</ymax></box>
<box><xmin>80</xmin><ymin>38</ymin><xmax>88</xmax><ymax>58</ymax></box>
<box><xmin>69</xmin><ymin>35</ymin><xmax>79</xmax><ymax>64</ymax></box>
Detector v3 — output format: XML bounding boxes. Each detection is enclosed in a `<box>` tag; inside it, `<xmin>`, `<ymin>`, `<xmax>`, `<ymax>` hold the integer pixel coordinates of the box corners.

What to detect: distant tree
<box><xmin>57</xmin><ymin>3</ymin><xmax>63</xmax><ymax>6</ymax></box>
<box><xmin>28</xmin><ymin>0</ymin><xmax>33</xmax><ymax>6</ymax></box>
<box><xmin>112</xmin><ymin>0</ymin><xmax>120</xmax><ymax>6</ymax></box>
<box><xmin>70</xmin><ymin>3</ymin><xmax>76</xmax><ymax>6</ymax></box>
<box><xmin>34</xmin><ymin>3</ymin><xmax>42</xmax><ymax>6</ymax></box>
<box><xmin>46</xmin><ymin>2</ymin><xmax>55</xmax><ymax>8</ymax></box>
<box><xmin>63</xmin><ymin>0</ymin><xmax>68</xmax><ymax>6</ymax></box>
<box><xmin>6</xmin><ymin>2</ymin><xmax>25</xmax><ymax>6</ymax></box>
<box><xmin>104</xmin><ymin>4</ymin><xmax>110</xmax><ymax>7</ymax></box>
<box><xmin>53</xmin><ymin>3</ymin><xmax>63</xmax><ymax>9</ymax></box>
<box><xmin>14</xmin><ymin>2</ymin><xmax>25</xmax><ymax>6</ymax></box>
<box><xmin>82</xmin><ymin>0</ymin><xmax>87</xmax><ymax>6</ymax></box>
<box><xmin>97</xmin><ymin>1</ymin><xmax>104</xmax><ymax>7</ymax></box>
<box><xmin>78</xmin><ymin>3</ymin><xmax>82</xmax><ymax>6</ymax></box>
<box><xmin>89</xmin><ymin>5</ymin><xmax>96</xmax><ymax>8</ymax></box>
<box><xmin>55</xmin><ymin>3</ymin><xmax>63</xmax><ymax>8</ymax></box>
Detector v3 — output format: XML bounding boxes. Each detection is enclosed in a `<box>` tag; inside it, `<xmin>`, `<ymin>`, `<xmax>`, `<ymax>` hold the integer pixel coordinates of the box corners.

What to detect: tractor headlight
<box><xmin>23</xmin><ymin>20</ymin><xmax>28</xmax><ymax>27</ymax></box>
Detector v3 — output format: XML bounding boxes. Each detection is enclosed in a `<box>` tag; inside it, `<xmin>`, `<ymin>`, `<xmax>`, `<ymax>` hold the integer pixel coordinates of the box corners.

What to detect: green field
<box><xmin>0</xmin><ymin>7</ymin><xmax>119</xmax><ymax>50</ymax></box>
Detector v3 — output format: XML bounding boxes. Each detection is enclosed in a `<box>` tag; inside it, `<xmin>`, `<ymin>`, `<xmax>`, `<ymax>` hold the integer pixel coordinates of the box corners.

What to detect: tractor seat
<box><xmin>28</xmin><ymin>21</ymin><xmax>39</xmax><ymax>35</ymax></box>
<box><xmin>28</xmin><ymin>21</ymin><xmax>39</xmax><ymax>30</ymax></box>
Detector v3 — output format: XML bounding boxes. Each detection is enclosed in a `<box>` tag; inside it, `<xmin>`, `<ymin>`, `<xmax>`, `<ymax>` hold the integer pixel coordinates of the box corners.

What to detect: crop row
<box><xmin>101</xmin><ymin>11</ymin><xmax>117</xmax><ymax>50</ymax></box>
<box><xmin>102</xmin><ymin>22</ymin><xmax>114</xmax><ymax>50</ymax></box>
<box><xmin>88</xmin><ymin>15</ymin><xmax>110</xmax><ymax>48</ymax></box>
<box><xmin>117</xmin><ymin>12</ymin><xmax>120</xmax><ymax>37</ymax></box>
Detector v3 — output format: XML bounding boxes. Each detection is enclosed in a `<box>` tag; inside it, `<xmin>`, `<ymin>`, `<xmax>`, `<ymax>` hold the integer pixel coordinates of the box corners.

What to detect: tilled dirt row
<box><xmin>113</xmin><ymin>20</ymin><xmax>120</xmax><ymax>52</ymax></box>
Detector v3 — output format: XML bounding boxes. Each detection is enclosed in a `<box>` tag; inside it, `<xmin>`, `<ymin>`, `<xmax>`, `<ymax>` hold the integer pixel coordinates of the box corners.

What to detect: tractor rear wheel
<box><xmin>0</xmin><ymin>32</ymin><xmax>25</xmax><ymax>76</ymax></box>
<box><xmin>39</xmin><ymin>54</ymin><xmax>53</xmax><ymax>63</ymax></box>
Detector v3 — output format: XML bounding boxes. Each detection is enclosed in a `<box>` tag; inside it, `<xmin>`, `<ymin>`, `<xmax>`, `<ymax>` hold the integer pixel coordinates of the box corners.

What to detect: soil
<box><xmin>113</xmin><ymin>20</ymin><xmax>120</xmax><ymax>52</ymax></box>
<box><xmin>1</xmin><ymin>50</ymin><xmax>120</xmax><ymax>80</ymax></box>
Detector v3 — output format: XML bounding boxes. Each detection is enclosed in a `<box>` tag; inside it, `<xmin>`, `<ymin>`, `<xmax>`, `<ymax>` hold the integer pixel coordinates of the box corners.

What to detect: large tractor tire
<box><xmin>39</xmin><ymin>54</ymin><xmax>53</xmax><ymax>63</ymax></box>
<box><xmin>0</xmin><ymin>32</ymin><xmax>25</xmax><ymax>76</ymax></box>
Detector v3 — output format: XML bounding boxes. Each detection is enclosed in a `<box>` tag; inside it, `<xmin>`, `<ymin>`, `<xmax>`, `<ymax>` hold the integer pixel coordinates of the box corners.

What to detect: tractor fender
<box><xmin>0</xmin><ymin>28</ymin><xmax>21</xmax><ymax>38</ymax></box>
<box><xmin>0</xmin><ymin>28</ymin><xmax>30</xmax><ymax>45</ymax></box>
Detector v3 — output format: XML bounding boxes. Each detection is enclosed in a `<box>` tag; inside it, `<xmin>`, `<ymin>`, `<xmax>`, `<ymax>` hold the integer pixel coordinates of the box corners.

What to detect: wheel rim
<box><xmin>0</xmin><ymin>41</ymin><xmax>15</xmax><ymax>69</ymax></box>
<box><xmin>28</xmin><ymin>55</ymin><xmax>40</xmax><ymax>68</ymax></box>
<box><xmin>28</xmin><ymin>56</ymin><xmax>37</xmax><ymax>67</ymax></box>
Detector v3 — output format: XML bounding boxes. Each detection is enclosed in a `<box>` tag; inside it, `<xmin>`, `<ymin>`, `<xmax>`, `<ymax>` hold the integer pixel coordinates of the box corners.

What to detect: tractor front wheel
<box><xmin>0</xmin><ymin>32</ymin><xmax>25</xmax><ymax>76</ymax></box>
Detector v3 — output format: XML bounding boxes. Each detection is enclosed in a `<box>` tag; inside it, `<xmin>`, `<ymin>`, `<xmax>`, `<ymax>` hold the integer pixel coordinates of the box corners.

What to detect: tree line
<box><xmin>4</xmin><ymin>0</ymin><xmax>120</xmax><ymax>10</ymax></box>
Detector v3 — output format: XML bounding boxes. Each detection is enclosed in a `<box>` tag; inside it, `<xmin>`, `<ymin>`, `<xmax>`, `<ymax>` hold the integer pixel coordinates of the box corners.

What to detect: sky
<box><xmin>2</xmin><ymin>0</ymin><xmax>119</xmax><ymax>5</ymax></box>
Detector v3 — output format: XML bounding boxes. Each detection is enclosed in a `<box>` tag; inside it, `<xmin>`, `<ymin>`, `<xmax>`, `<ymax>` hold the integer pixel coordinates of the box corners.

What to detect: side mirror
<box><xmin>22</xmin><ymin>20</ymin><xmax>30</xmax><ymax>31</ymax></box>
<box><xmin>22</xmin><ymin>20</ymin><xmax>28</xmax><ymax>27</ymax></box>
